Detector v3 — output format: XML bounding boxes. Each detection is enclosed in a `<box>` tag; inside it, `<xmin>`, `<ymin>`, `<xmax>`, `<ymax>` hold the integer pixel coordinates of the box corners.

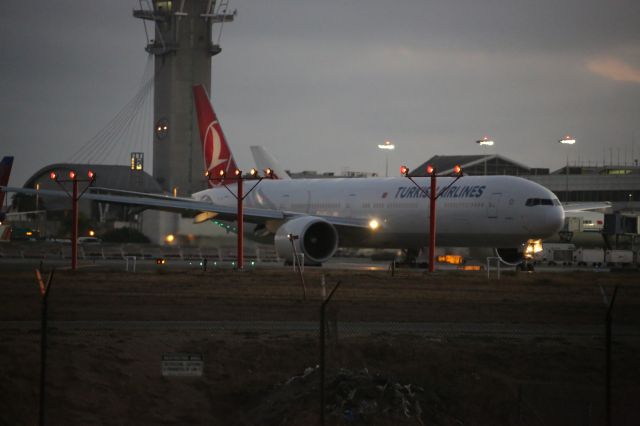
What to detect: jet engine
<box><xmin>274</xmin><ymin>216</ymin><xmax>339</xmax><ymax>265</ymax></box>
<box><xmin>494</xmin><ymin>247</ymin><xmax>523</xmax><ymax>265</ymax></box>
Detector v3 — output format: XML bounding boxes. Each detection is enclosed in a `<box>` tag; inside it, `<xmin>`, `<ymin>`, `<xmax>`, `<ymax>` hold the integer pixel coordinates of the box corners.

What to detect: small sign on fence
<box><xmin>161</xmin><ymin>353</ymin><xmax>203</xmax><ymax>377</ymax></box>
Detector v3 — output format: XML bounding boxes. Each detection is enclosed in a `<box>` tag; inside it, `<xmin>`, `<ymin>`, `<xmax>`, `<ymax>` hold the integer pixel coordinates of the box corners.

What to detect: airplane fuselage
<box><xmin>193</xmin><ymin>175</ymin><xmax>564</xmax><ymax>249</ymax></box>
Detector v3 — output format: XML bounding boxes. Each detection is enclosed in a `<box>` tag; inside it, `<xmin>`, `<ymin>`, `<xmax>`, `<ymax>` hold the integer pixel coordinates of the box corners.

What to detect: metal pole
<box><xmin>565</xmin><ymin>152</ymin><xmax>569</xmax><ymax>202</ymax></box>
<box><xmin>37</xmin><ymin>269</ymin><xmax>54</xmax><ymax>426</ymax></box>
<box><xmin>39</xmin><ymin>287</ymin><xmax>48</xmax><ymax>426</ymax></box>
<box><xmin>71</xmin><ymin>178</ymin><xmax>78</xmax><ymax>271</ymax></box>
<box><xmin>385</xmin><ymin>153</ymin><xmax>389</xmax><ymax>177</ymax></box>
<box><xmin>237</xmin><ymin>177</ymin><xmax>244</xmax><ymax>270</ymax></box>
<box><xmin>605</xmin><ymin>286</ymin><xmax>619</xmax><ymax>426</ymax></box>
<box><xmin>428</xmin><ymin>174</ymin><xmax>437</xmax><ymax>273</ymax></box>
<box><xmin>320</xmin><ymin>280</ymin><xmax>341</xmax><ymax>426</ymax></box>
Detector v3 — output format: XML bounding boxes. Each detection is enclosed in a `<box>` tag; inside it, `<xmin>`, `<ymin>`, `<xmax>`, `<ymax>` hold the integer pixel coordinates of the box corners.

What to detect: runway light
<box><xmin>88</xmin><ymin>230</ymin><xmax>95</xmax><ymax>237</ymax></box>
<box><xmin>453</xmin><ymin>165</ymin><xmax>462</xmax><ymax>175</ymax></box>
<box><xmin>249</xmin><ymin>168</ymin><xmax>258</xmax><ymax>177</ymax></box>
<box><xmin>219</xmin><ymin>169</ymin><xmax>226</xmax><ymax>177</ymax></box>
<box><xmin>234</xmin><ymin>169</ymin><xmax>241</xmax><ymax>177</ymax></box>
<box><xmin>264</xmin><ymin>168</ymin><xmax>273</xmax><ymax>177</ymax></box>
<box><xmin>204</xmin><ymin>170</ymin><xmax>209</xmax><ymax>177</ymax></box>
<box><xmin>369</xmin><ymin>219</ymin><xmax>380</xmax><ymax>230</ymax></box>
<box><xmin>49</xmin><ymin>171</ymin><xmax>57</xmax><ymax>180</ymax></box>
<box><xmin>87</xmin><ymin>170</ymin><xmax>95</xmax><ymax>179</ymax></box>
<box><xmin>400</xmin><ymin>165</ymin><xmax>409</xmax><ymax>176</ymax></box>
<box><xmin>69</xmin><ymin>170</ymin><xmax>76</xmax><ymax>179</ymax></box>
<box><xmin>426</xmin><ymin>165</ymin><xmax>435</xmax><ymax>175</ymax></box>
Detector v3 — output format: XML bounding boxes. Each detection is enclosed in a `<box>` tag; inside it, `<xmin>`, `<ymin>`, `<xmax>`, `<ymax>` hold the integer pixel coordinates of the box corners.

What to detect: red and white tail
<box><xmin>193</xmin><ymin>85</ymin><xmax>238</xmax><ymax>187</ymax></box>
<box><xmin>0</xmin><ymin>156</ymin><xmax>14</xmax><ymax>209</ymax></box>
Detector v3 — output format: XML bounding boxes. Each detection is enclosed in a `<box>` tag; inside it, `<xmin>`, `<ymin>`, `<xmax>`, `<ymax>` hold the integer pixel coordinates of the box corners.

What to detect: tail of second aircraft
<box><xmin>0</xmin><ymin>156</ymin><xmax>14</xmax><ymax>210</ymax></box>
<box><xmin>193</xmin><ymin>85</ymin><xmax>238</xmax><ymax>187</ymax></box>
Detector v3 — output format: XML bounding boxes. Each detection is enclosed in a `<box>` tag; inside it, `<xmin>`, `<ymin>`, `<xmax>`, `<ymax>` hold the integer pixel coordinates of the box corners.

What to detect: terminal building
<box><xmin>411</xmin><ymin>154</ymin><xmax>640</xmax><ymax>213</ymax></box>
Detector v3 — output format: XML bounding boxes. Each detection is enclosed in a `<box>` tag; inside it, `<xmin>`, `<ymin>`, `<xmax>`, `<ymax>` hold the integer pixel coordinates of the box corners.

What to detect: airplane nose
<box><xmin>545</xmin><ymin>206</ymin><xmax>565</xmax><ymax>235</ymax></box>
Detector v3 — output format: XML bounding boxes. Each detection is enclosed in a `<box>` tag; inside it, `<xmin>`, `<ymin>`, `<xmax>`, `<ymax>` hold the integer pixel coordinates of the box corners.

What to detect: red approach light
<box><xmin>68</xmin><ymin>170</ymin><xmax>76</xmax><ymax>179</ymax></box>
<box><xmin>87</xmin><ymin>170</ymin><xmax>95</xmax><ymax>180</ymax></box>
<box><xmin>400</xmin><ymin>165</ymin><xmax>409</xmax><ymax>176</ymax></box>
<box><xmin>453</xmin><ymin>165</ymin><xmax>462</xmax><ymax>175</ymax></box>
<box><xmin>49</xmin><ymin>171</ymin><xmax>57</xmax><ymax>180</ymax></box>
<box><xmin>426</xmin><ymin>165</ymin><xmax>435</xmax><ymax>175</ymax></box>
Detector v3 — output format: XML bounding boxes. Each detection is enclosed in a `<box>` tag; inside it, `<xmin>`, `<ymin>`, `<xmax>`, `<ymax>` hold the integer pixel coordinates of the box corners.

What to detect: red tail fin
<box><xmin>193</xmin><ymin>85</ymin><xmax>238</xmax><ymax>187</ymax></box>
<box><xmin>0</xmin><ymin>156</ymin><xmax>14</xmax><ymax>209</ymax></box>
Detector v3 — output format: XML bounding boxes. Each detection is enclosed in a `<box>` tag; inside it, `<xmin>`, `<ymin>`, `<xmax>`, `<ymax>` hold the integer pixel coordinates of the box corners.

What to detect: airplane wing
<box><xmin>1</xmin><ymin>186</ymin><xmax>371</xmax><ymax>229</ymax></box>
<box><xmin>563</xmin><ymin>202</ymin><xmax>611</xmax><ymax>212</ymax></box>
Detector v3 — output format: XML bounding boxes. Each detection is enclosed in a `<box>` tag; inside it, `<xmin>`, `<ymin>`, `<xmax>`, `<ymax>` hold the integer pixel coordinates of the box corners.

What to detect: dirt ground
<box><xmin>0</xmin><ymin>266</ymin><xmax>639</xmax><ymax>425</ymax></box>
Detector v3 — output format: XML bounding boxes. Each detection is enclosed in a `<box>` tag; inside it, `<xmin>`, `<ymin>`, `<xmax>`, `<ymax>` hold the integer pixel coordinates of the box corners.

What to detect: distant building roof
<box><xmin>410</xmin><ymin>154</ymin><xmax>531</xmax><ymax>176</ymax></box>
<box><xmin>24</xmin><ymin>163</ymin><xmax>163</xmax><ymax>194</ymax></box>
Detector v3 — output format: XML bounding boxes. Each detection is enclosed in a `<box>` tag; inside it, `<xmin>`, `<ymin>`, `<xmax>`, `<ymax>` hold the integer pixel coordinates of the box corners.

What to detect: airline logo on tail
<box><xmin>193</xmin><ymin>85</ymin><xmax>238</xmax><ymax>187</ymax></box>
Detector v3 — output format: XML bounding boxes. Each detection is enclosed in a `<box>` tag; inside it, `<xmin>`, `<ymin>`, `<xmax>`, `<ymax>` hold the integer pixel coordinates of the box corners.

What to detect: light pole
<box><xmin>401</xmin><ymin>164</ymin><xmax>463</xmax><ymax>272</ymax></box>
<box><xmin>49</xmin><ymin>169</ymin><xmax>96</xmax><ymax>271</ymax></box>
<box><xmin>377</xmin><ymin>140</ymin><xmax>395</xmax><ymax>177</ymax></box>
<box><xmin>208</xmin><ymin>167</ymin><xmax>273</xmax><ymax>270</ymax></box>
<box><xmin>476</xmin><ymin>136</ymin><xmax>494</xmax><ymax>175</ymax></box>
<box><xmin>558</xmin><ymin>135</ymin><xmax>576</xmax><ymax>202</ymax></box>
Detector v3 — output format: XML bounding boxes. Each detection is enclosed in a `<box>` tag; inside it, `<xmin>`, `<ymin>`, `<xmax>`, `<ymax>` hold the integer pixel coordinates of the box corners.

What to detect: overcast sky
<box><xmin>2</xmin><ymin>0</ymin><xmax>639</xmax><ymax>187</ymax></box>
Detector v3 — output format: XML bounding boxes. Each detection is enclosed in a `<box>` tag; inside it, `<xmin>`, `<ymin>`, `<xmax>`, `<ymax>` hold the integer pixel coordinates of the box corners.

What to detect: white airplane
<box><xmin>1</xmin><ymin>86</ymin><xmax>566</xmax><ymax>265</ymax></box>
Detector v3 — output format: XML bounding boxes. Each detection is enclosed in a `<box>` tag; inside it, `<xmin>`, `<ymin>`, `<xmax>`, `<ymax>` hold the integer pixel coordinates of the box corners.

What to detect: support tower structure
<box><xmin>134</xmin><ymin>0</ymin><xmax>235</xmax><ymax>195</ymax></box>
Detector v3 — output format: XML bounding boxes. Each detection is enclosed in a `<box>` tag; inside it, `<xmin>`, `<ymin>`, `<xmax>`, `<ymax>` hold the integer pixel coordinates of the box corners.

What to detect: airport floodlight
<box><xmin>379</xmin><ymin>141</ymin><xmax>396</xmax><ymax>177</ymax></box>
<box><xmin>88</xmin><ymin>230</ymin><xmax>95</xmax><ymax>237</ymax></box>
<box><xmin>368</xmin><ymin>219</ymin><xmax>380</xmax><ymax>230</ymax></box>
<box><xmin>204</xmin><ymin>170</ymin><xmax>210</xmax><ymax>177</ymax></box>
<box><xmin>249</xmin><ymin>168</ymin><xmax>258</xmax><ymax>177</ymax></box>
<box><xmin>219</xmin><ymin>169</ymin><xmax>226</xmax><ymax>177</ymax></box>
<box><xmin>68</xmin><ymin>170</ymin><xmax>76</xmax><ymax>180</ymax></box>
<box><xmin>426</xmin><ymin>165</ymin><xmax>435</xmax><ymax>175</ymax></box>
<box><xmin>559</xmin><ymin>135</ymin><xmax>576</xmax><ymax>145</ymax></box>
<box><xmin>453</xmin><ymin>165</ymin><xmax>462</xmax><ymax>175</ymax></box>
<box><xmin>377</xmin><ymin>140</ymin><xmax>395</xmax><ymax>150</ymax></box>
<box><xmin>49</xmin><ymin>171</ymin><xmax>57</xmax><ymax>181</ymax></box>
<box><xmin>264</xmin><ymin>168</ymin><xmax>273</xmax><ymax>177</ymax></box>
<box><xmin>234</xmin><ymin>169</ymin><xmax>242</xmax><ymax>177</ymax></box>
<box><xmin>400</xmin><ymin>165</ymin><xmax>409</xmax><ymax>176</ymax></box>
<box><xmin>476</xmin><ymin>136</ymin><xmax>494</xmax><ymax>146</ymax></box>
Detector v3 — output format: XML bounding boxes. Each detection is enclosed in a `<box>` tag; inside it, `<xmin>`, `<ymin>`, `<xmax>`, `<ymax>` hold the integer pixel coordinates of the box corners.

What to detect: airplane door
<box><xmin>487</xmin><ymin>193</ymin><xmax>501</xmax><ymax>218</ymax></box>
<box><xmin>346</xmin><ymin>193</ymin><xmax>357</xmax><ymax>218</ymax></box>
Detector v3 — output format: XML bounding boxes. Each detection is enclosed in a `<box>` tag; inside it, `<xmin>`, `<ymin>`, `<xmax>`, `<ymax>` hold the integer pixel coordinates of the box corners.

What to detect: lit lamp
<box><xmin>558</xmin><ymin>135</ymin><xmax>576</xmax><ymax>202</ymax></box>
<box><xmin>476</xmin><ymin>136</ymin><xmax>495</xmax><ymax>175</ymax></box>
<box><xmin>377</xmin><ymin>140</ymin><xmax>395</xmax><ymax>177</ymax></box>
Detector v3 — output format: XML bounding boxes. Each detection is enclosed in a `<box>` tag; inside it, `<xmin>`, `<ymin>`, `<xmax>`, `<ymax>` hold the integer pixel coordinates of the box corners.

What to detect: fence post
<box><xmin>320</xmin><ymin>280</ymin><xmax>341</xmax><ymax>426</ymax></box>
<box><xmin>35</xmin><ymin>267</ymin><xmax>55</xmax><ymax>426</ymax></box>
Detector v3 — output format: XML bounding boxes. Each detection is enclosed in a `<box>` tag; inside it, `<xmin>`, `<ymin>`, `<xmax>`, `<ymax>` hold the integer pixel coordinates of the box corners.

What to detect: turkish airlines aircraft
<box><xmin>188</xmin><ymin>85</ymin><xmax>564</xmax><ymax>264</ymax></box>
<box><xmin>1</xmin><ymin>87</ymin><xmax>565</xmax><ymax>265</ymax></box>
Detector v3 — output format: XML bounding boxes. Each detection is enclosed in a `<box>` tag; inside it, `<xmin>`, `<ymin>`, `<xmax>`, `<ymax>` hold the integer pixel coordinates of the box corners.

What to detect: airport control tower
<box><xmin>134</xmin><ymin>0</ymin><xmax>235</xmax><ymax>195</ymax></box>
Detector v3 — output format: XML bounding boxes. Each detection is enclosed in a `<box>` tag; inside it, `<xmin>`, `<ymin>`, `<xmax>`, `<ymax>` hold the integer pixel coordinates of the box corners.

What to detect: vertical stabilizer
<box><xmin>250</xmin><ymin>146</ymin><xmax>291</xmax><ymax>180</ymax></box>
<box><xmin>0</xmin><ymin>156</ymin><xmax>14</xmax><ymax>209</ymax></box>
<box><xmin>193</xmin><ymin>85</ymin><xmax>238</xmax><ymax>187</ymax></box>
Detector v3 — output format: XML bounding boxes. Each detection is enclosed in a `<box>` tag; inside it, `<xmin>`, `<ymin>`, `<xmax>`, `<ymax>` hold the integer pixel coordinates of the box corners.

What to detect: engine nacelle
<box><xmin>274</xmin><ymin>216</ymin><xmax>339</xmax><ymax>264</ymax></box>
<box><xmin>495</xmin><ymin>247</ymin><xmax>524</xmax><ymax>265</ymax></box>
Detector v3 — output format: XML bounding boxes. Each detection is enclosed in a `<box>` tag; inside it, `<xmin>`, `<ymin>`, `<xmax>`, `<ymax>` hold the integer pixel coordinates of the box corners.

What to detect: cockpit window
<box><xmin>525</xmin><ymin>198</ymin><xmax>556</xmax><ymax>206</ymax></box>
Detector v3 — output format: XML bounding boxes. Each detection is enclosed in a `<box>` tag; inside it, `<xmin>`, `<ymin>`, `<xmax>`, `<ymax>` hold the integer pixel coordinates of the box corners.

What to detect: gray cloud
<box><xmin>2</xmin><ymin>0</ymin><xmax>639</xmax><ymax>186</ymax></box>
